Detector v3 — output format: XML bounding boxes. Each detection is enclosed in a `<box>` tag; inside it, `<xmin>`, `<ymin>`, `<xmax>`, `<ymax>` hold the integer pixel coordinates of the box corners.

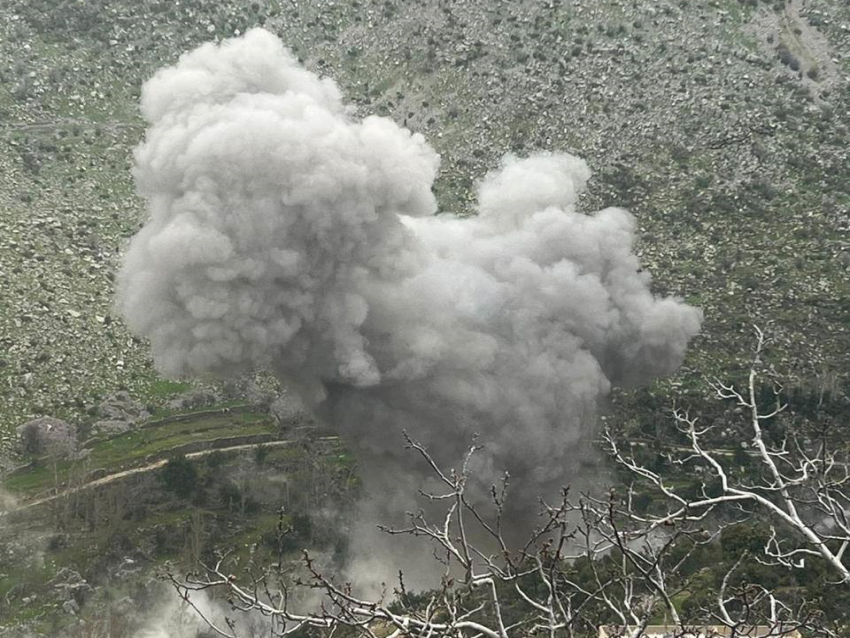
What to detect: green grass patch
<box><xmin>147</xmin><ymin>378</ymin><xmax>194</xmax><ymax>398</ymax></box>
<box><xmin>0</xmin><ymin>564</ymin><xmax>54</xmax><ymax>622</ymax></box>
<box><xmin>2</xmin><ymin>410</ymin><xmax>276</xmax><ymax>497</ymax></box>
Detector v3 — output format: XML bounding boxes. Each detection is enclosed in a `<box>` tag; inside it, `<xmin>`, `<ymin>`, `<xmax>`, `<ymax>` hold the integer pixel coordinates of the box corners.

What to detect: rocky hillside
<box><xmin>0</xmin><ymin>0</ymin><xmax>848</xmax><ymax>454</ymax></box>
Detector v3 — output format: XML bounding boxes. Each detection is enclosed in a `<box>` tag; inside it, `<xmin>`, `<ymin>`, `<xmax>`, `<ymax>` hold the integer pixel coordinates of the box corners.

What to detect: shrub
<box><xmin>253</xmin><ymin>444</ymin><xmax>269</xmax><ymax>466</ymax></box>
<box><xmin>160</xmin><ymin>455</ymin><xmax>198</xmax><ymax>498</ymax></box>
<box><xmin>720</xmin><ymin>522</ymin><xmax>771</xmax><ymax>556</ymax></box>
<box><xmin>205</xmin><ymin>450</ymin><xmax>226</xmax><ymax>468</ymax></box>
<box><xmin>218</xmin><ymin>480</ymin><xmax>242</xmax><ymax>509</ymax></box>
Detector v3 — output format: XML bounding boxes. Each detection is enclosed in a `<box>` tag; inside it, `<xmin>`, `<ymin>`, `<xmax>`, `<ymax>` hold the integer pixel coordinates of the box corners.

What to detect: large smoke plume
<box><xmin>118</xmin><ymin>28</ymin><xmax>702</xmax><ymax>580</ymax></box>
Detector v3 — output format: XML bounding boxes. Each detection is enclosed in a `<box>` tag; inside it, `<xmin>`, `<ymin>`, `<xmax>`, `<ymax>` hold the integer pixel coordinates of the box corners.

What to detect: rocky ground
<box><xmin>0</xmin><ymin>0</ymin><xmax>848</xmax><ymax>455</ymax></box>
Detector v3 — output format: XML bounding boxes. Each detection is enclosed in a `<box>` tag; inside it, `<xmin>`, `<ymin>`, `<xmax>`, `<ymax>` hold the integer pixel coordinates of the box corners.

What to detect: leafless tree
<box><xmin>165</xmin><ymin>434</ymin><xmax>680</xmax><ymax>637</ymax></box>
<box><xmin>165</xmin><ymin>437</ymin><xmax>816</xmax><ymax>637</ymax></box>
<box><xmin>606</xmin><ymin>327</ymin><xmax>850</xmax><ymax>584</ymax></box>
<box><xmin>167</xmin><ymin>329</ymin><xmax>846</xmax><ymax>637</ymax></box>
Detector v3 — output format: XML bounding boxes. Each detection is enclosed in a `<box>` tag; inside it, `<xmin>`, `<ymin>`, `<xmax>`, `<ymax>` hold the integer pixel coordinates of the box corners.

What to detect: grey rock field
<box><xmin>0</xmin><ymin>0</ymin><xmax>848</xmax><ymax>455</ymax></box>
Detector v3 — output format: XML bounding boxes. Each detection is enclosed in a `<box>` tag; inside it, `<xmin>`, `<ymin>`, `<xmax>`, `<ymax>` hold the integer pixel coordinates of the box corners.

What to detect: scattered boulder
<box><xmin>222</xmin><ymin>377</ymin><xmax>248</xmax><ymax>400</ymax></box>
<box><xmin>70</xmin><ymin>448</ymin><xmax>92</xmax><ymax>461</ymax></box>
<box><xmin>245</xmin><ymin>380</ymin><xmax>275</xmax><ymax>408</ymax></box>
<box><xmin>49</xmin><ymin>568</ymin><xmax>92</xmax><ymax>608</ymax></box>
<box><xmin>221</xmin><ymin>375</ymin><xmax>276</xmax><ymax>406</ymax></box>
<box><xmin>0</xmin><ymin>489</ymin><xmax>18</xmax><ymax>511</ymax></box>
<box><xmin>165</xmin><ymin>389</ymin><xmax>219</xmax><ymax>412</ymax></box>
<box><xmin>90</xmin><ymin>419</ymin><xmax>132</xmax><ymax>437</ymax></box>
<box><xmin>112</xmin><ymin>556</ymin><xmax>144</xmax><ymax>581</ymax></box>
<box><xmin>96</xmin><ymin>391</ymin><xmax>150</xmax><ymax>423</ymax></box>
<box><xmin>112</xmin><ymin>596</ymin><xmax>135</xmax><ymax>615</ymax></box>
<box><xmin>68</xmin><ymin>447</ymin><xmax>91</xmax><ymax>461</ymax></box>
<box><xmin>0</xmin><ymin>449</ymin><xmax>16</xmax><ymax>475</ymax></box>
<box><xmin>16</xmin><ymin>417</ymin><xmax>77</xmax><ymax>458</ymax></box>
<box><xmin>269</xmin><ymin>392</ymin><xmax>314</xmax><ymax>427</ymax></box>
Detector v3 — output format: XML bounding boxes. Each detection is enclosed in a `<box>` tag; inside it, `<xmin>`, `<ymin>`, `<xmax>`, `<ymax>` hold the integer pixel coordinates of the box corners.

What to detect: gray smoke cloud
<box><xmin>118</xmin><ymin>28</ymin><xmax>702</xmax><ymax>578</ymax></box>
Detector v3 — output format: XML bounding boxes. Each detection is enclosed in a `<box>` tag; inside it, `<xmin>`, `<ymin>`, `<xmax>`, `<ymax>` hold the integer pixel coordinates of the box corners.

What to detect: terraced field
<box><xmin>1</xmin><ymin>407</ymin><xmax>277</xmax><ymax>500</ymax></box>
<box><xmin>0</xmin><ymin>407</ymin><xmax>354</xmax><ymax>635</ymax></box>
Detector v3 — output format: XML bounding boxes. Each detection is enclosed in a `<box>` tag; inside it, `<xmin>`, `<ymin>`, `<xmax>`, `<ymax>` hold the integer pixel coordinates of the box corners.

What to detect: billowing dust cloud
<box><xmin>118</xmin><ymin>27</ymin><xmax>701</xmax><ymax>561</ymax></box>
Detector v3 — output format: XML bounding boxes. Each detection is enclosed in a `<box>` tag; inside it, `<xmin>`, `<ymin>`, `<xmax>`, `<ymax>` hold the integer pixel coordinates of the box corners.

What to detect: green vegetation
<box><xmin>159</xmin><ymin>455</ymin><xmax>198</xmax><ymax>498</ymax></box>
<box><xmin>147</xmin><ymin>379</ymin><xmax>194</xmax><ymax>399</ymax></box>
<box><xmin>0</xmin><ymin>420</ymin><xmax>357</xmax><ymax>632</ymax></box>
<box><xmin>2</xmin><ymin>409</ymin><xmax>276</xmax><ymax>497</ymax></box>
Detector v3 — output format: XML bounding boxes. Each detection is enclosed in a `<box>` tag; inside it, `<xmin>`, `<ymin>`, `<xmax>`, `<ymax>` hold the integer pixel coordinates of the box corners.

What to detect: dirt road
<box><xmin>0</xmin><ymin>439</ymin><xmax>298</xmax><ymax>517</ymax></box>
<box><xmin>751</xmin><ymin>0</ymin><xmax>842</xmax><ymax>94</ymax></box>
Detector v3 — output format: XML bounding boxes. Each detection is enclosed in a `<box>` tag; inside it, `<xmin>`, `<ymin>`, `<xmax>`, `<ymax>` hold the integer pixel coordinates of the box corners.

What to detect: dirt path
<box><xmin>783</xmin><ymin>0</ymin><xmax>837</xmax><ymax>75</ymax></box>
<box><xmin>751</xmin><ymin>0</ymin><xmax>842</xmax><ymax>95</ymax></box>
<box><xmin>0</xmin><ymin>439</ymin><xmax>298</xmax><ymax>517</ymax></box>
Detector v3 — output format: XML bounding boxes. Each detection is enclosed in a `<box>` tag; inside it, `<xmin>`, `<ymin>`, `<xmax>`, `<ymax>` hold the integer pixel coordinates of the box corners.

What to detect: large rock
<box><xmin>16</xmin><ymin>417</ymin><xmax>77</xmax><ymax>458</ymax></box>
<box><xmin>49</xmin><ymin>568</ymin><xmax>92</xmax><ymax>607</ymax></box>
<box><xmin>245</xmin><ymin>380</ymin><xmax>275</xmax><ymax>408</ymax></box>
<box><xmin>165</xmin><ymin>389</ymin><xmax>219</xmax><ymax>412</ymax></box>
<box><xmin>90</xmin><ymin>419</ymin><xmax>132</xmax><ymax>437</ymax></box>
<box><xmin>269</xmin><ymin>392</ymin><xmax>314</xmax><ymax>427</ymax></box>
<box><xmin>96</xmin><ymin>391</ymin><xmax>150</xmax><ymax>423</ymax></box>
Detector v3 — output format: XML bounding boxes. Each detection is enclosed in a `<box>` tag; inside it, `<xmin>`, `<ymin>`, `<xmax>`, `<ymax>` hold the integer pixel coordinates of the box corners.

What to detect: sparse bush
<box><xmin>192</xmin><ymin>486</ymin><xmax>209</xmax><ymax>506</ymax></box>
<box><xmin>19</xmin><ymin>421</ymin><xmax>42</xmax><ymax>457</ymax></box>
<box><xmin>777</xmin><ymin>44</ymin><xmax>800</xmax><ymax>71</ymax></box>
<box><xmin>244</xmin><ymin>495</ymin><xmax>261</xmax><ymax>514</ymax></box>
<box><xmin>253</xmin><ymin>444</ymin><xmax>269</xmax><ymax>466</ymax></box>
<box><xmin>205</xmin><ymin>450</ymin><xmax>226</xmax><ymax>468</ymax></box>
<box><xmin>47</xmin><ymin>534</ymin><xmax>69</xmax><ymax>552</ymax></box>
<box><xmin>218</xmin><ymin>480</ymin><xmax>242</xmax><ymax>510</ymax></box>
<box><xmin>160</xmin><ymin>455</ymin><xmax>198</xmax><ymax>498</ymax></box>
